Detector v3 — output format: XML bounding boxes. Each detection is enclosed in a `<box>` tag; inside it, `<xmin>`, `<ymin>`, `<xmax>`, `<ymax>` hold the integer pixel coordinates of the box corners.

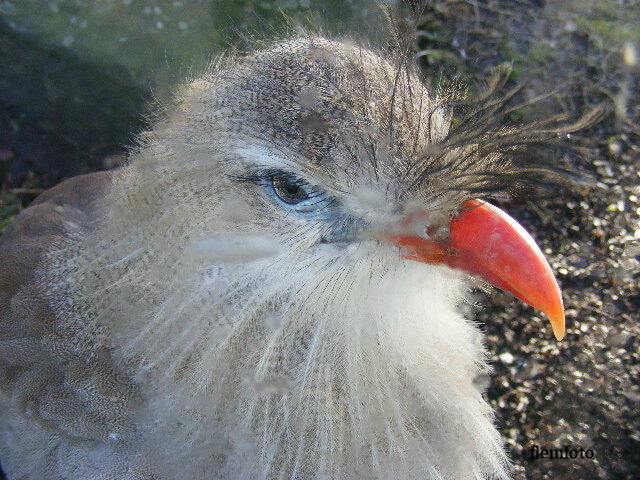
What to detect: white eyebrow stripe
<box><xmin>234</xmin><ymin>144</ymin><xmax>300</xmax><ymax>172</ymax></box>
<box><xmin>233</xmin><ymin>144</ymin><xmax>328</xmax><ymax>188</ymax></box>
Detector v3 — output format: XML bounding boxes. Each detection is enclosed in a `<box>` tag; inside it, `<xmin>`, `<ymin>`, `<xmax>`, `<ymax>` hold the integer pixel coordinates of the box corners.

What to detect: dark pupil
<box><xmin>273</xmin><ymin>176</ymin><xmax>308</xmax><ymax>204</ymax></box>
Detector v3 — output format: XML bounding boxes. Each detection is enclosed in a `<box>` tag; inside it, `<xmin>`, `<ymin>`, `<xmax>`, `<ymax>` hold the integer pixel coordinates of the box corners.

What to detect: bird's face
<box><xmin>69</xmin><ymin>38</ymin><xmax>565</xmax><ymax>479</ymax></box>
<box><xmin>133</xmin><ymin>37</ymin><xmax>562</xmax><ymax>334</ymax></box>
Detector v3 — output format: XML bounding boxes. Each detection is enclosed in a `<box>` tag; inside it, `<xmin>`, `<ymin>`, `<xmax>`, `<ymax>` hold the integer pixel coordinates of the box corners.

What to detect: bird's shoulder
<box><xmin>0</xmin><ymin>171</ymin><xmax>112</xmax><ymax>311</ymax></box>
<box><xmin>0</xmin><ymin>171</ymin><xmax>140</xmax><ymax>459</ymax></box>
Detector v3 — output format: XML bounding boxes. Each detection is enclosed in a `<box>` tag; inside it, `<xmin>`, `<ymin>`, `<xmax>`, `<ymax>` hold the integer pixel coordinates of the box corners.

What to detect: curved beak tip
<box><xmin>549</xmin><ymin>311</ymin><xmax>566</xmax><ymax>341</ymax></box>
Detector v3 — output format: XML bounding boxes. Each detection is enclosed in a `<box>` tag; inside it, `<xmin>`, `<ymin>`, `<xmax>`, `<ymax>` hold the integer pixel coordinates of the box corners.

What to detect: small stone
<box><xmin>608</xmin><ymin>141</ymin><xmax>622</xmax><ymax>155</ymax></box>
<box><xmin>499</xmin><ymin>352</ymin><xmax>515</xmax><ymax>364</ymax></box>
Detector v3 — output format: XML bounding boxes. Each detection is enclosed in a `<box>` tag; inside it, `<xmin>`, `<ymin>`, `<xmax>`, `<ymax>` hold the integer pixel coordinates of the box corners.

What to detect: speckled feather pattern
<box><xmin>0</xmin><ymin>36</ymin><xmax>576</xmax><ymax>479</ymax></box>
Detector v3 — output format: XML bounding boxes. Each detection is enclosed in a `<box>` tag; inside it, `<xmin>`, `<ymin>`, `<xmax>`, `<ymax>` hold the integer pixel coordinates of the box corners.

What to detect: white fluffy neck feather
<box><xmin>97</xmin><ymin>238</ymin><xmax>510</xmax><ymax>480</ymax></box>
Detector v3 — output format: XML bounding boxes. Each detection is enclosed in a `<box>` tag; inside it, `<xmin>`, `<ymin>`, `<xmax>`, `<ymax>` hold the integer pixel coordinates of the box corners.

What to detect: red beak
<box><xmin>384</xmin><ymin>200</ymin><xmax>565</xmax><ymax>340</ymax></box>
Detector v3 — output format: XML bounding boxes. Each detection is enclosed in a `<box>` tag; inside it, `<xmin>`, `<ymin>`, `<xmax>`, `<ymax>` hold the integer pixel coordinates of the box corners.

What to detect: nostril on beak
<box><xmin>425</xmin><ymin>224</ymin><xmax>450</xmax><ymax>242</ymax></box>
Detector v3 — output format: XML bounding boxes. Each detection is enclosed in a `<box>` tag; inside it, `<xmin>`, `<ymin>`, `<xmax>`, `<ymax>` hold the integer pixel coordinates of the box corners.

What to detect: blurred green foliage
<box><xmin>0</xmin><ymin>0</ymin><xmax>383</xmax><ymax>179</ymax></box>
<box><xmin>1</xmin><ymin>0</ymin><xmax>384</xmax><ymax>90</ymax></box>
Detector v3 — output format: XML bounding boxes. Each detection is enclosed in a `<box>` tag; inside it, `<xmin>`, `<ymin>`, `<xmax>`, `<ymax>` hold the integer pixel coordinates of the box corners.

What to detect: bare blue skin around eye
<box><xmin>263</xmin><ymin>174</ymin><xmax>338</xmax><ymax>219</ymax></box>
<box><xmin>262</xmin><ymin>173</ymin><xmax>368</xmax><ymax>245</ymax></box>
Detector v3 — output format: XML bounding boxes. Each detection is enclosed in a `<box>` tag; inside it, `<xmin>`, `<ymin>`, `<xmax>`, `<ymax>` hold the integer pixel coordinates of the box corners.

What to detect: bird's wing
<box><xmin>0</xmin><ymin>172</ymin><xmax>142</xmax><ymax>478</ymax></box>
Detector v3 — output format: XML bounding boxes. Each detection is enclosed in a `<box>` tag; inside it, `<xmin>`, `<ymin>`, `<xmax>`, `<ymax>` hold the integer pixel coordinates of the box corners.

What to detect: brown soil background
<box><xmin>411</xmin><ymin>1</ymin><xmax>639</xmax><ymax>478</ymax></box>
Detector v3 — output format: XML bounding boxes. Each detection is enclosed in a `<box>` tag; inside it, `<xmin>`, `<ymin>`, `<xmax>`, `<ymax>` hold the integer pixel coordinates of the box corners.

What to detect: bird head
<box><xmin>57</xmin><ymin>37</ymin><xmax>576</xmax><ymax>479</ymax></box>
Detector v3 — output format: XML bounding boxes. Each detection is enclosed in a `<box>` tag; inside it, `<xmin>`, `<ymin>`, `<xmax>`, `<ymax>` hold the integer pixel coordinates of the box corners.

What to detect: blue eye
<box><xmin>269</xmin><ymin>173</ymin><xmax>310</xmax><ymax>205</ymax></box>
<box><xmin>264</xmin><ymin>171</ymin><xmax>335</xmax><ymax>216</ymax></box>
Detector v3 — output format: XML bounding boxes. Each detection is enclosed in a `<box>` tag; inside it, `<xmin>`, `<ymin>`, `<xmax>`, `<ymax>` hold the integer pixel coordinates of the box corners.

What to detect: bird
<box><xmin>0</xmin><ymin>34</ymin><xmax>594</xmax><ymax>480</ymax></box>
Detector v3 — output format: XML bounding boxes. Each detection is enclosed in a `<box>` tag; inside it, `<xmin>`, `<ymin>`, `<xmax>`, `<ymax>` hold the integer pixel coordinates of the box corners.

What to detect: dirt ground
<box><xmin>412</xmin><ymin>1</ymin><xmax>639</xmax><ymax>478</ymax></box>
<box><xmin>0</xmin><ymin>1</ymin><xmax>638</xmax><ymax>479</ymax></box>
